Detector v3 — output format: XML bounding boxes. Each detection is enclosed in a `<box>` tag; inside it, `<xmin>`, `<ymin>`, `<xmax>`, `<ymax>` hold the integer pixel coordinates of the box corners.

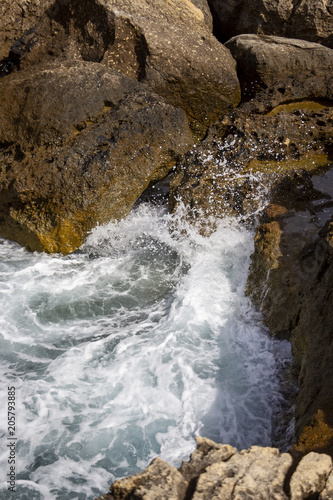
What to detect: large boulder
<box><xmin>207</xmin><ymin>0</ymin><xmax>333</xmax><ymax>46</ymax></box>
<box><xmin>0</xmin><ymin>60</ymin><xmax>192</xmax><ymax>254</ymax></box>
<box><xmin>225</xmin><ymin>35</ymin><xmax>333</xmax><ymax>97</ymax></box>
<box><xmin>0</xmin><ymin>0</ymin><xmax>241</xmax><ymax>135</ymax></box>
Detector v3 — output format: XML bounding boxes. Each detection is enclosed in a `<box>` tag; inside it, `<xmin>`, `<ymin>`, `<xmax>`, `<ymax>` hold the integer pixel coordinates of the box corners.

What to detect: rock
<box><xmin>320</xmin><ymin>470</ymin><xmax>333</xmax><ymax>499</ymax></box>
<box><xmin>0</xmin><ymin>0</ymin><xmax>241</xmax><ymax>135</ymax></box>
<box><xmin>169</xmin><ymin>84</ymin><xmax>333</xmax><ymax>230</ymax></box>
<box><xmin>192</xmin><ymin>446</ymin><xmax>292</xmax><ymax>500</ymax></box>
<box><xmin>225</xmin><ymin>34</ymin><xmax>333</xmax><ymax>97</ymax></box>
<box><xmin>191</xmin><ymin>0</ymin><xmax>214</xmax><ymax>31</ymax></box>
<box><xmin>179</xmin><ymin>437</ymin><xmax>237</xmax><ymax>482</ymax></box>
<box><xmin>207</xmin><ymin>0</ymin><xmax>333</xmax><ymax>46</ymax></box>
<box><xmin>0</xmin><ymin>60</ymin><xmax>192</xmax><ymax>253</ymax></box>
<box><xmin>0</xmin><ymin>0</ymin><xmax>48</xmax><ymax>61</ymax></box>
<box><xmin>290</xmin><ymin>452</ymin><xmax>332</xmax><ymax>499</ymax></box>
<box><xmin>95</xmin><ymin>439</ymin><xmax>333</xmax><ymax>500</ymax></box>
<box><xmin>108</xmin><ymin>457</ymin><xmax>188</xmax><ymax>500</ymax></box>
<box><xmin>246</xmin><ymin>188</ymin><xmax>333</xmax><ymax>455</ymax></box>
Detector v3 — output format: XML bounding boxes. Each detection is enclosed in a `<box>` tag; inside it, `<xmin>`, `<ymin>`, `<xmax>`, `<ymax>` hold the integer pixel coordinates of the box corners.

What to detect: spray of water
<box><xmin>0</xmin><ymin>203</ymin><xmax>293</xmax><ymax>499</ymax></box>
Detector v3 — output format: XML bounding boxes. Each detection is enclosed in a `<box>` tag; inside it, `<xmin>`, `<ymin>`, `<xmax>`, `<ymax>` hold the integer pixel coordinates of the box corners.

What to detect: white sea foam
<box><xmin>0</xmin><ymin>203</ymin><xmax>293</xmax><ymax>499</ymax></box>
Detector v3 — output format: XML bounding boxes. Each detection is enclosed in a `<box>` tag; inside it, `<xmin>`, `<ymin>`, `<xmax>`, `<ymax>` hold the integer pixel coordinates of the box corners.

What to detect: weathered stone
<box><xmin>207</xmin><ymin>0</ymin><xmax>333</xmax><ymax>46</ymax></box>
<box><xmin>108</xmin><ymin>457</ymin><xmax>188</xmax><ymax>500</ymax></box>
<box><xmin>0</xmin><ymin>60</ymin><xmax>192</xmax><ymax>253</ymax></box>
<box><xmin>225</xmin><ymin>35</ymin><xmax>333</xmax><ymax>97</ymax></box>
<box><xmin>320</xmin><ymin>470</ymin><xmax>333</xmax><ymax>499</ymax></box>
<box><xmin>169</xmin><ymin>86</ymin><xmax>333</xmax><ymax>230</ymax></box>
<box><xmin>95</xmin><ymin>441</ymin><xmax>333</xmax><ymax>500</ymax></box>
<box><xmin>290</xmin><ymin>452</ymin><xmax>332</xmax><ymax>499</ymax></box>
<box><xmin>247</xmin><ymin>189</ymin><xmax>333</xmax><ymax>455</ymax></box>
<box><xmin>192</xmin><ymin>446</ymin><xmax>292</xmax><ymax>500</ymax></box>
<box><xmin>0</xmin><ymin>0</ymin><xmax>48</xmax><ymax>61</ymax></box>
<box><xmin>180</xmin><ymin>436</ymin><xmax>237</xmax><ymax>482</ymax></box>
<box><xmin>0</xmin><ymin>0</ymin><xmax>240</xmax><ymax>135</ymax></box>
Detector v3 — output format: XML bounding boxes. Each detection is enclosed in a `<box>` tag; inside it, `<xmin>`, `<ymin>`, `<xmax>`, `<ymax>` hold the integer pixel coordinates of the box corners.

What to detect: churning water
<box><xmin>0</xmin><ymin>203</ymin><xmax>292</xmax><ymax>499</ymax></box>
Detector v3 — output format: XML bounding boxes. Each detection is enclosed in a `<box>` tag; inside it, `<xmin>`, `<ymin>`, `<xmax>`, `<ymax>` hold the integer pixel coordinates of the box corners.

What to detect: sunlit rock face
<box><xmin>0</xmin><ymin>60</ymin><xmax>192</xmax><ymax>253</ymax></box>
<box><xmin>94</xmin><ymin>437</ymin><xmax>333</xmax><ymax>500</ymax></box>
<box><xmin>207</xmin><ymin>0</ymin><xmax>333</xmax><ymax>47</ymax></box>
<box><xmin>226</xmin><ymin>35</ymin><xmax>333</xmax><ymax>97</ymax></box>
<box><xmin>0</xmin><ymin>0</ymin><xmax>241</xmax><ymax>253</ymax></box>
<box><xmin>0</xmin><ymin>0</ymin><xmax>240</xmax><ymax>135</ymax></box>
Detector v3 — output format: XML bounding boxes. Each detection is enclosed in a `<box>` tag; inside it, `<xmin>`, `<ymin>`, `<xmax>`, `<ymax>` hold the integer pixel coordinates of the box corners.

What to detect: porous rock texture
<box><xmin>94</xmin><ymin>437</ymin><xmax>333</xmax><ymax>500</ymax></box>
<box><xmin>0</xmin><ymin>0</ymin><xmax>241</xmax><ymax>135</ymax></box>
<box><xmin>247</xmin><ymin>193</ymin><xmax>333</xmax><ymax>456</ymax></box>
<box><xmin>169</xmin><ymin>78</ymin><xmax>333</xmax><ymax>231</ymax></box>
<box><xmin>0</xmin><ymin>60</ymin><xmax>192</xmax><ymax>253</ymax></box>
<box><xmin>207</xmin><ymin>0</ymin><xmax>333</xmax><ymax>47</ymax></box>
<box><xmin>226</xmin><ymin>34</ymin><xmax>333</xmax><ymax>97</ymax></box>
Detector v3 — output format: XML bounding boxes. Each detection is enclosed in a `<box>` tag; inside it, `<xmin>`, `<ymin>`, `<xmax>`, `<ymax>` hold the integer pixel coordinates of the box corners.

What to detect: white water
<box><xmin>0</xmin><ymin>203</ymin><xmax>292</xmax><ymax>499</ymax></box>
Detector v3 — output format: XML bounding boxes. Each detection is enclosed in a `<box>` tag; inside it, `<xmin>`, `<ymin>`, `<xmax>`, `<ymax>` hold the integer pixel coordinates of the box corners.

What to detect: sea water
<box><xmin>0</xmin><ymin>203</ymin><xmax>293</xmax><ymax>499</ymax></box>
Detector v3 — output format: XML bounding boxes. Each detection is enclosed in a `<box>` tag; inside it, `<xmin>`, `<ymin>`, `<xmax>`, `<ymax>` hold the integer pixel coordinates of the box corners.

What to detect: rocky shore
<box><xmin>1</xmin><ymin>0</ymin><xmax>333</xmax><ymax>497</ymax></box>
<box><xmin>94</xmin><ymin>437</ymin><xmax>333</xmax><ymax>500</ymax></box>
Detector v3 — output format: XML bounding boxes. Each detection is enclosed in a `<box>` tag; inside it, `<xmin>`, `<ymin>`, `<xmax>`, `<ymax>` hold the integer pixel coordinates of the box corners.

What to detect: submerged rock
<box><xmin>207</xmin><ymin>0</ymin><xmax>333</xmax><ymax>46</ymax></box>
<box><xmin>0</xmin><ymin>0</ymin><xmax>240</xmax><ymax>135</ymax></box>
<box><xmin>94</xmin><ymin>437</ymin><xmax>333</xmax><ymax>500</ymax></box>
<box><xmin>0</xmin><ymin>60</ymin><xmax>192</xmax><ymax>253</ymax></box>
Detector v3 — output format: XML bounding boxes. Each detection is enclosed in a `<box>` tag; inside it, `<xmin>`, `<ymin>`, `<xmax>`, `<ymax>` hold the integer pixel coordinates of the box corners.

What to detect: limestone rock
<box><xmin>207</xmin><ymin>0</ymin><xmax>333</xmax><ymax>46</ymax></box>
<box><xmin>94</xmin><ymin>440</ymin><xmax>333</xmax><ymax>500</ymax></box>
<box><xmin>320</xmin><ymin>470</ymin><xmax>333</xmax><ymax>499</ymax></box>
<box><xmin>225</xmin><ymin>35</ymin><xmax>333</xmax><ymax>97</ymax></box>
<box><xmin>0</xmin><ymin>0</ymin><xmax>240</xmax><ymax>135</ymax></box>
<box><xmin>108</xmin><ymin>457</ymin><xmax>188</xmax><ymax>500</ymax></box>
<box><xmin>290</xmin><ymin>452</ymin><xmax>332</xmax><ymax>499</ymax></box>
<box><xmin>0</xmin><ymin>60</ymin><xmax>192</xmax><ymax>253</ymax></box>
<box><xmin>180</xmin><ymin>436</ymin><xmax>237</xmax><ymax>482</ymax></box>
<box><xmin>192</xmin><ymin>446</ymin><xmax>292</xmax><ymax>500</ymax></box>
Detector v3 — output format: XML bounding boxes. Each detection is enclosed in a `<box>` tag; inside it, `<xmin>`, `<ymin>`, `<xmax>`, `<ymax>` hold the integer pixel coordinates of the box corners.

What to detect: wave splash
<box><xmin>0</xmin><ymin>203</ymin><xmax>292</xmax><ymax>499</ymax></box>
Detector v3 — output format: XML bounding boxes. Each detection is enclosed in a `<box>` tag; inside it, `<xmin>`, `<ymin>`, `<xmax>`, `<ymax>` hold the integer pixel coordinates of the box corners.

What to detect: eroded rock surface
<box><xmin>247</xmin><ymin>180</ymin><xmax>333</xmax><ymax>456</ymax></box>
<box><xmin>0</xmin><ymin>60</ymin><xmax>192</xmax><ymax>253</ymax></box>
<box><xmin>0</xmin><ymin>0</ymin><xmax>240</xmax><ymax>135</ymax></box>
<box><xmin>94</xmin><ymin>437</ymin><xmax>333</xmax><ymax>500</ymax></box>
<box><xmin>226</xmin><ymin>35</ymin><xmax>333</xmax><ymax>97</ymax></box>
<box><xmin>169</xmin><ymin>81</ymin><xmax>333</xmax><ymax>231</ymax></box>
<box><xmin>290</xmin><ymin>452</ymin><xmax>333</xmax><ymax>500</ymax></box>
<box><xmin>109</xmin><ymin>457</ymin><xmax>188</xmax><ymax>500</ymax></box>
<box><xmin>207</xmin><ymin>0</ymin><xmax>333</xmax><ymax>46</ymax></box>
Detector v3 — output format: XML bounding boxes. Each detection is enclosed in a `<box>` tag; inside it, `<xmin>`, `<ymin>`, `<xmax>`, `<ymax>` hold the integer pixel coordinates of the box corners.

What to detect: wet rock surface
<box><xmin>94</xmin><ymin>437</ymin><xmax>333</xmax><ymax>500</ymax></box>
<box><xmin>1</xmin><ymin>0</ymin><xmax>333</xmax><ymax>495</ymax></box>
<box><xmin>247</xmin><ymin>170</ymin><xmax>333</xmax><ymax>457</ymax></box>
<box><xmin>207</xmin><ymin>0</ymin><xmax>333</xmax><ymax>46</ymax></box>
<box><xmin>169</xmin><ymin>82</ymin><xmax>333</xmax><ymax>231</ymax></box>
<box><xmin>0</xmin><ymin>60</ymin><xmax>192</xmax><ymax>253</ymax></box>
